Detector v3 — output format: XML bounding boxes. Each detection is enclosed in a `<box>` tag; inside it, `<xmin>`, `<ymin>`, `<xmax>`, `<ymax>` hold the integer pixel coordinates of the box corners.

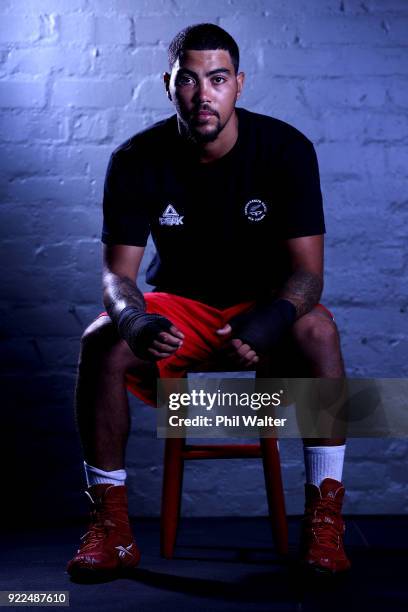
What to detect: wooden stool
<box><xmin>160</xmin><ymin>371</ymin><xmax>288</xmax><ymax>559</ymax></box>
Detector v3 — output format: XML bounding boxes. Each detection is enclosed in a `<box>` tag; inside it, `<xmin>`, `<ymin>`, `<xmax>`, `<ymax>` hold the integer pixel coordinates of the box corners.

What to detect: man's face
<box><xmin>165</xmin><ymin>49</ymin><xmax>244</xmax><ymax>143</ymax></box>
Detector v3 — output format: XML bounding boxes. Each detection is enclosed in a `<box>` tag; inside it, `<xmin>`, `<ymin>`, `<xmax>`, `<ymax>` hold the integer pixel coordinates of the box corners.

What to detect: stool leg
<box><xmin>260</xmin><ymin>437</ymin><xmax>289</xmax><ymax>555</ymax></box>
<box><xmin>160</xmin><ymin>437</ymin><xmax>185</xmax><ymax>559</ymax></box>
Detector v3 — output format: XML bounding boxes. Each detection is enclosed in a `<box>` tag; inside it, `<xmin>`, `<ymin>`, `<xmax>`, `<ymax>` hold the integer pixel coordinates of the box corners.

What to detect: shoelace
<box><xmin>304</xmin><ymin>497</ymin><xmax>343</xmax><ymax>549</ymax></box>
<box><xmin>79</xmin><ymin>505</ymin><xmax>115</xmax><ymax>552</ymax></box>
<box><xmin>79</xmin><ymin>493</ymin><xmax>132</xmax><ymax>553</ymax></box>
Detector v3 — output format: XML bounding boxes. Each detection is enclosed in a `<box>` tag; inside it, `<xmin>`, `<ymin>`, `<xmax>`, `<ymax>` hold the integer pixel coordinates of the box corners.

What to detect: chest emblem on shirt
<box><xmin>159</xmin><ymin>204</ymin><xmax>184</xmax><ymax>226</ymax></box>
<box><xmin>244</xmin><ymin>199</ymin><xmax>268</xmax><ymax>222</ymax></box>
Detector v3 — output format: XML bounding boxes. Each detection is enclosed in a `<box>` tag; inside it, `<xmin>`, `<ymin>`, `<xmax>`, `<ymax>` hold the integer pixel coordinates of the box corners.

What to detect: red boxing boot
<box><xmin>67</xmin><ymin>484</ymin><xmax>140</xmax><ymax>578</ymax></box>
<box><xmin>300</xmin><ymin>478</ymin><xmax>351</xmax><ymax>574</ymax></box>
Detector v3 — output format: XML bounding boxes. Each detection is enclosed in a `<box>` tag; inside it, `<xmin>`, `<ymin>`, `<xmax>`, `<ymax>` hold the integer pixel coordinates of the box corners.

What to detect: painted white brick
<box><xmin>0</xmin><ymin>80</ymin><xmax>46</xmax><ymax>108</ymax></box>
<box><xmin>94</xmin><ymin>15</ymin><xmax>132</xmax><ymax>45</ymax></box>
<box><xmin>1</xmin><ymin>0</ymin><xmax>407</xmax><ymax>517</ymax></box>
<box><xmin>52</xmin><ymin>79</ymin><xmax>133</xmax><ymax>108</ymax></box>
<box><xmin>0</xmin><ymin>14</ymin><xmax>40</xmax><ymax>43</ymax></box>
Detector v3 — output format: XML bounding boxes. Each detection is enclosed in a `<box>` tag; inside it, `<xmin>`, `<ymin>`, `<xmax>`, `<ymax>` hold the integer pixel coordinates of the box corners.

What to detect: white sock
<box><xmin>303</xmin><ymin>445</ymin><xmax>346</xmax><ymax>487</ymax></box>
<box><xmin>84</xmin><ymin>461</ymin><xmax>127</xmax><ymax>488</ymax></box>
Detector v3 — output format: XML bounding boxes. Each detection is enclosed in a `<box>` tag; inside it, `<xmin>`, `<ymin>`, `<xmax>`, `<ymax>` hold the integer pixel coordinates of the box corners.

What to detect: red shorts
<box><xmin>96</xmin><ymin>293</ymin><xmax>333</xmax><ymax>407</ymax></box>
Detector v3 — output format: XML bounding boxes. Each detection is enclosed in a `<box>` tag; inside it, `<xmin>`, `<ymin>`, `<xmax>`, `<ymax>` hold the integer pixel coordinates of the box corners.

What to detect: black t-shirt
<box><xmin>101</xmin><ymin>107</ymin><xmax>325</xmax><ymax>308</ymax></box>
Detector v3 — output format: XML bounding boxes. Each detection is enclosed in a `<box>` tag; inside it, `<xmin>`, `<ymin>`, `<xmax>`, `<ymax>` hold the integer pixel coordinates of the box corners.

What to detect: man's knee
<box><xmin>292</xmin><ymin>311</ymin><xmax>340</xmax><ymax>349</ymax></box>
<box><xmin>79</xmin><ymin>315</ymin><xmax>159</xmax><ymax>376</ymax></box>
<box><xmin>81</xmin><ymin>316</ymin><xmax>118</xmax><ymax>350</ymax></box>
<box><xmin>80</xmin><ymin>316</ymin><xmax>134</xmax><ymax>368</ymax></box>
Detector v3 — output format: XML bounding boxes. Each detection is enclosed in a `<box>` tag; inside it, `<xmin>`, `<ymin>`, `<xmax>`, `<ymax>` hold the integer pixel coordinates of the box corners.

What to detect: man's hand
<box><xmin>222</xmin><ymin>299</ymin><xmax>296</xmax><ymax>357</ymax></box>
<box><xmin>216</xmin><ymin>324</ymin><xmax>260</xmax><ymax>368</ymax></box>
<box><xmin>216</xmin><ymin>298</ymin><xmax>297</xmax><ymax>368</ymax></box>
<box><xmin>118</xmin><ymin>307</ymin><xmax>184</xmax><ymax>361</ymax></box>
<box><xmin>148</xmin><ymin>324</ymin><xmax>184</xmax><ymax>360</ymax></box>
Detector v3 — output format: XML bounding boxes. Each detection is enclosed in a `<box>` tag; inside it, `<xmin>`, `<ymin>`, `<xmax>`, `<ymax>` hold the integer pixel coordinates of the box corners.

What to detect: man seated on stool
<box><xmin>67</xmin><ymin>23</ymin><xmax>350</xmax><ymax>579</ymax></box>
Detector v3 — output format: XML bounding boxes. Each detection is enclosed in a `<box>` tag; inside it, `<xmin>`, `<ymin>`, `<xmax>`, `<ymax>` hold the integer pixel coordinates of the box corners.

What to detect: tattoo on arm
<box><xmin>103</xmin><ymin>273</ymin><xmax>145</xmax><ymax>324</ymax></box>
<box><xmin>278</xmin><ymin>270</ymin><xmax>323</xmax><ymax>319</ymax></box>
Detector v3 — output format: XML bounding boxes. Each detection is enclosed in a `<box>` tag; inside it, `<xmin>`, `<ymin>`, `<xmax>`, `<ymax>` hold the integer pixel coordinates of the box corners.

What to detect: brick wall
<box><xmin>1</xmin><ymin>0</ymin><xmax>407</xmax><ymax>521</ymax></box>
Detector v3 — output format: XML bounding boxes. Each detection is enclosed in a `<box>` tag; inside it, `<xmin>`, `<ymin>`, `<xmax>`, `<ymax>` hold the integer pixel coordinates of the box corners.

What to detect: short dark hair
<box><xmin>168</xmin><ymin>23</ymin><xmax>240</xmax><ymax>74</ymax></box>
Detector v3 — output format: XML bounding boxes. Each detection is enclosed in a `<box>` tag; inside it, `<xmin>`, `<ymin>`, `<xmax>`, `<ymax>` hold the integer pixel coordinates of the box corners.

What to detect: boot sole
<box><xmin>300</xmin><ymin>560</ymin><xmax>351</xmax><ymax>577</ymax></box>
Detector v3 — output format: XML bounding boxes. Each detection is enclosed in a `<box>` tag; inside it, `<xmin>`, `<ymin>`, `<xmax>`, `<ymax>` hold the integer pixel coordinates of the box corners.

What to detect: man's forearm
<box><xmin>103</xmin><ymin>273</ymin><xmax>175</xmax><ymax>359</ymax></box>
<box><xmin>103</xmin><ymin>272</ymin><xmax>145</xmax><ymax>325</ymax></box>
<box><xmin>278</xmin><ymin>269</ymin><xmax>323</xmax><ymax>319</ymax></box>
<box><xmin>228</xmin><ymin>269</ymin><xmax>322</xmax><ymax>352</ymax></box>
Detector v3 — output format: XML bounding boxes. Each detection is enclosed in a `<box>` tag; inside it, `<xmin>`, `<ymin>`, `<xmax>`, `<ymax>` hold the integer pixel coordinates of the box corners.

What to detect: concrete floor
<box><xmin>1</xmin><ymin>516</ymin><xmax>407</xmax><ymax>612</ymax></box>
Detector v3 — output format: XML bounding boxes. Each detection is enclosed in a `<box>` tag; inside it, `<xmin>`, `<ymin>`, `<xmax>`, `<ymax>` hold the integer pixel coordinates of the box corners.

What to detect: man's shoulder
<box><xmin>238</xmin><ymin>107</ymin><xmax>314</xmax><ymax>148</ymax></box>
<box><xmin>111</xmin><ymin>114</ymin><xmax>178</xmax><ymax>161</ymax></box>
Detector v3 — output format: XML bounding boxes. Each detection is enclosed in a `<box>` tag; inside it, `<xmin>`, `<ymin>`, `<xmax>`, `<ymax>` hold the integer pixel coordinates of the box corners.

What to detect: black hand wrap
<box><xmin>117</xmin><ymin>306</ymin><xmax>173</xmax><ymax>360</ymax></box>
<box><xmin>228</xmin><ymin>298</ymin><xmax>297</xmax><ymax>355</ymax></box>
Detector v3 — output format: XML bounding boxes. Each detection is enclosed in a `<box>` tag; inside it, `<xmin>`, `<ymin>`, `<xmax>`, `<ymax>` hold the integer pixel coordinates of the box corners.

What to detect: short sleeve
<box><xmin>101</xmin><ymin>152</ymin><xmax>150</xmax><ymax>247</ymax></box>
<box><xmin>278</xmin><ymin>136</ymin><xmax>326</xmax><ymax>239</ymax></box>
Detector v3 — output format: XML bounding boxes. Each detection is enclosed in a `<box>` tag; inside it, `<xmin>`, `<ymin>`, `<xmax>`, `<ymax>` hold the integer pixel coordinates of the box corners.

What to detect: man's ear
<box><xmin>236</xmin><ymin>71</ymin><xmax>245</xmax><ymax>99</ymax></box>
<box><xmin>163</xmin><ymin>72</ymin><xmax>172</xmax><ymax>101</ymax></box>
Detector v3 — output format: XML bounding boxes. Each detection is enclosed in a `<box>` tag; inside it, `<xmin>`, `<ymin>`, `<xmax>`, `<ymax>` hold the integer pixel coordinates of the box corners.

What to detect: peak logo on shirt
<box><xmin>159</xmin><ymin>204</ymin><xmax>184</xmax><ymax>226</ymax></box>
<box><xmin>244</xmin><ymin>199</ymin><xmax>268</xmax><ymax>222</ymax></box>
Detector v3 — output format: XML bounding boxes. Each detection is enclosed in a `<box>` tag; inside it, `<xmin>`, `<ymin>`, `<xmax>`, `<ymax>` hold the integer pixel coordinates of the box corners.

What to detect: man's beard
<box><xmin>180</xmin><ymin>115</ymin><xmax>223</xmax><ymax>144</ymax></box>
